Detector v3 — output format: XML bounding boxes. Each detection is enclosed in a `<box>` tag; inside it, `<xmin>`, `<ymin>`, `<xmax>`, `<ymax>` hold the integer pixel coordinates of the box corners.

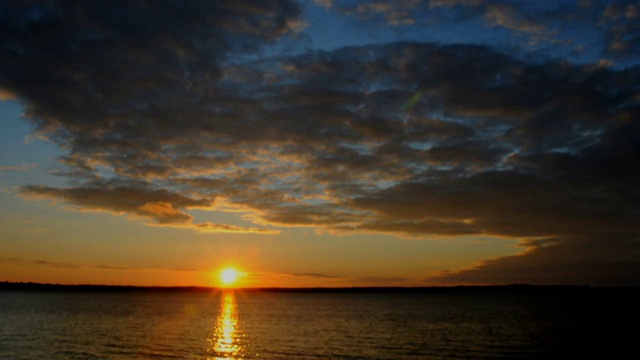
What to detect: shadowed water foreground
<box><xmin>1</xmin><ymin>285</ymin><xmax>638</xmax><ymax>359</ymax></box>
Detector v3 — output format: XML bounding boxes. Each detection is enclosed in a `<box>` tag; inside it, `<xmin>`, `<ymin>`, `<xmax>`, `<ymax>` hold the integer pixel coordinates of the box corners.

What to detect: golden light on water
<box><xmin>210</xmin><ymin>292</ymin><xmax>243</xmax><ymax>359</ymax></box>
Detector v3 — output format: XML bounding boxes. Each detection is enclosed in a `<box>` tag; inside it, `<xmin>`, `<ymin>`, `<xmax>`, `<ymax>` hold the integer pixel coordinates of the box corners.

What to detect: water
<box><xmin>0</xmin><ymin>289</ymin><xmax>637</xmax><ymax>359</ymax></box>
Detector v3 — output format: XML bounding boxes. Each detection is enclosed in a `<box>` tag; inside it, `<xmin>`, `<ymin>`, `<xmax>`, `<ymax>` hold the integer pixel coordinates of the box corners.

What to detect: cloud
<box><xmin>12</xmin><ymin>41</ymin><xmax>640</xmax><ymax>233</ymax></box>
<box><xmin>322</xmin><ymin>1</ymin><xmax>640</xmax><ymax>66</ymax></box>
<box><xmin>20</xmin><ymin>180</ymin><xmax>277</xmax><ymax>234</ymax></box>
<box><xmin>0</xmin><ymin>163</ymin><xmax>37</xmax><ymax>173</ymax></box>
<box><xmin>0</xmin><ymin>256</ymin><xmax>203</xmax><ymax>272</ymax></box>
<box><xmin>188</xmin><ymin>222</ymin><xmax>280</xmax><ymax>235</ymax></box>
<box><xmin>428</xmin><ymin>0</ymin><xmax>482</xmax><ymax>8</ymax></box>
<box><xmin>0</xmin><ymin>87</ymin><xmax>16</xmax><ymax>100</ymax></box>
<box><xmin>601</xmin><ymin>2</ymin><xmax>640</xmax><ymax>56</ymax></box>
<box><xmin>292</xmin><ymin>272</ymin><xmax>345</xmax><ymax>279</ymax></box>
<box><xmin>426</xmin><ymin>234</ymin><xmax>640</xmax><ymax>286</ymax></box>
<box><xmin>353</xmin><ymin>0</ymin><xmax>420</xmax><ymax>26</ymax></box>
<box><xmin>483</xmin><ymin>3</ymin><xmax>547</xmax><ymax>34</ymax></box>
<box><xmin>248</xmin><ymin>271</ymin><xmax>346</xmax><ymax>282</ymax></box>
<box><xmin>315</xmin><ymin>0</ymin><xmax>422</xmax><ymax>26</ymax></box>
<box><xmin>354</xmin><ymin>275</ymin><xmax>413</xmax><ymax>284</ymax></box>
<box><xmin>0</xmin><ymin>0</ymin><xmax>303</xmax><ymax>154</ymax></box>
<box><xmin>313</xmin><ymin>0</ymin><xmax>333</xmax><ymax>9</ymax></box>
<box><xmin>2</xmin><ymin>1</ymin><xmax>640</xmax><ymax>284</ymax></box>
<box><xmin>20</xmin><ymin>181</ymin><xmax>210</xmax><ymax>222</ymax></box>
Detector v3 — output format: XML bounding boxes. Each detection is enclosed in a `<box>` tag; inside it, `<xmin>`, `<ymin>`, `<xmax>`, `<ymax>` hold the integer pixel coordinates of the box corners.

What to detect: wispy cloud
<box><xmin>0</xmin><ymin>257</ymin><xmax>203</xmax><ymax>273</ymax></box>
<box><xmin>20</xmin><ymin>181</ymin><xmax>277</xmax><ymax>234</ymax></box>
<box><xmin>292</xmin><ymin>272</ymin><xmax>345</xmax><ymax>279</ymax></box>
<box><xmin>249</xmin><ymin>271</ymin><xmax>346</xmax><ymax>280</ymax></box>
<box><xmin>0</xmin><ymin>163</ymin><xmax>37</xmax><ymax>173</ymax></box>
<box><xmin>354</xmin><ymin>275</ymin><xmax>413</xmax><ymax>284</ymax></box>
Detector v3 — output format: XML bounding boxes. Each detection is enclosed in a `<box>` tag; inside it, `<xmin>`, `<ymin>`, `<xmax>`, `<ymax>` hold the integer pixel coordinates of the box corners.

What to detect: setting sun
<box><xmin>219</xmin><ymin>267</ymin><xmax>240</xmax><ymax>287</ymax></box>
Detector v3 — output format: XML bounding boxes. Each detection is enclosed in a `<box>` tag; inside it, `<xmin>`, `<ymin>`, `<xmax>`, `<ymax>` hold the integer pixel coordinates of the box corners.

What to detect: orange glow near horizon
<box><xmin>218</xmin><ymin>267</ymin><xmax>241</xmax><ymax>288</ymax></box>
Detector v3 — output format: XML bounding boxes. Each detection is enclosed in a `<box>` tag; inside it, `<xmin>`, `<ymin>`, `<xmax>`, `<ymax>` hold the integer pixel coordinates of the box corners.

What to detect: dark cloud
<box><xmin>292</xmin><ymin>272</ymin><xmax>345</xmax><ymax>279</ymax></box>
<box><xmin>1</xmin><ymin>257</ymin><xmax>80</xmax><ymax>269</ymax></box>
<box><xmin>354</xmin><ymin>275</ymin><xmax>413</xmax><ymax>284</ymax></box>
<box><xmin>602</xmin><ymin>2</ymin><xmax>640</xmax><ymax>56</ymax></box>
<box><xmin>21</xmin><ymin>180</ymin><xmax>210</xmax><ymax>224</ymax></box>
<box><xmin>426</xmin><ymin>234</ymin><xmax>640</xmax><ymax>287</ymax></box>
<box><xmin>2</xmin><ymin>1</ymin><xmax>640</xmax><ymax>284</ymax></box>
<box><xmin>0</xmin><ymin>0</ymin><xmax>304</xmax><ymax>153</ymax></box>
<box><xmin>320</xmin><ymin>0</ymin><xmax>640</xmax><ymax>67</ymax></box>
<box><xmin>20</xmin><ymin>180</ymin><xmax>277</xmax><ymax>233</ymax></box>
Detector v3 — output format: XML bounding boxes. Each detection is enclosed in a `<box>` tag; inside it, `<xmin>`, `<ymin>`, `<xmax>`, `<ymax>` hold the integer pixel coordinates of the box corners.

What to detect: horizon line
<box><xmin>3</xmin><ymin>281</ymin><xmax>632</xmax><ymax>293</ymax></box>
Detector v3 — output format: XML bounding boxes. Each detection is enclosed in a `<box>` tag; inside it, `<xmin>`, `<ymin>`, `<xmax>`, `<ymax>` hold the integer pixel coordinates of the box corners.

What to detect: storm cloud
<box><xmin>2</xmin><ymin>0</ymin><xmax>640</xmax><ymax>285</ymax></box>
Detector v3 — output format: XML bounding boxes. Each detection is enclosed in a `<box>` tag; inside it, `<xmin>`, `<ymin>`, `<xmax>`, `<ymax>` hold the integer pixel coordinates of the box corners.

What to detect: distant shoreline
<box><xmin>2</xmin><ymin>281</ymin><xmax>636</xmax><ymax>294</ymax></box>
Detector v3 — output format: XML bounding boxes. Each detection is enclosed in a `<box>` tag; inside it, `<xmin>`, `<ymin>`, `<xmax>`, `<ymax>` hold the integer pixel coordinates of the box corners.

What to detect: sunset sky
<box><xmin>1</xmin><ymin>0</ymin><xmax>639</xmax><ymax>287</ymax></box>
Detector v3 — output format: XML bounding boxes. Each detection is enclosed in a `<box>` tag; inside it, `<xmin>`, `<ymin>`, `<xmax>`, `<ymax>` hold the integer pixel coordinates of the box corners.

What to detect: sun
<box><xmin>219</xmin><ymin>267</ymin><xmax>240</xmax><ymax>287</ymax></box>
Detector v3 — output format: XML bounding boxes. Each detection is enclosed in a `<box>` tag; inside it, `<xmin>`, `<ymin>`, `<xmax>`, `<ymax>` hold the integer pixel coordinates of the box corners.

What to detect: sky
<box><xmin>1</xmin><ymin>0</ymin><xmax>639</xmax><ymax>287</ymax></box>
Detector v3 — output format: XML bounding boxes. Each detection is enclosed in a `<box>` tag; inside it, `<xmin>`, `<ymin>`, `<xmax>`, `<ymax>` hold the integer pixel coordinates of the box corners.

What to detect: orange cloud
<box><xmin>20</xmin><ymin>183</ymin><xmax>278</xmax><ymax>235</ymax></box>
<box><xmin>172</xmin><ymin>221</ymin><xmax>280</xmax><ymax>235</ymax></box>
<box><xmin>0</xmin><ymin>87</ymin><xmax>15</xmax><ymax>100</ymax></box>
<box><xmin>139</xmin><ymin>201</ymin><xmax>192</xmax><ymax>224</ymax></box>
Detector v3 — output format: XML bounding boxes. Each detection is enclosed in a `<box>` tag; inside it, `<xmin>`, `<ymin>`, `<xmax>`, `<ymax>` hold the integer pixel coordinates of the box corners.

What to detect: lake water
<box><xmin>0</xmin><ymin>288</ymin><xmax>637</xmax><ymax>359</ymax></box>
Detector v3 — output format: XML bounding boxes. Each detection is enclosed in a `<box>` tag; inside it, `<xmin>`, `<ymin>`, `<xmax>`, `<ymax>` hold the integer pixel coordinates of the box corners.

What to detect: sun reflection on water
<box><xmin>209</xmin><ymin>291</ymin><xmax>243</xmax><ymax>359</ymax></box>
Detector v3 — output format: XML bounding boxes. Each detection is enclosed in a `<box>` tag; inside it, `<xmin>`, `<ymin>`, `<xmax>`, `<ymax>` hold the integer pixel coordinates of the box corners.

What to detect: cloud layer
<box><xmin>2</xmin><ymin>0</ymin><xmax>640</xmax><ymax>285</ymax></box>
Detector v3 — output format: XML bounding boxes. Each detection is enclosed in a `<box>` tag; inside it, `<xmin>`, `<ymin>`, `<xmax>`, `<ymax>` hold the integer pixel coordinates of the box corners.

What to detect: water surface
<box><xmin>0</xmin><ymin>289</ymin><xmax>636</xmax><ymax>359</ymax></box>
